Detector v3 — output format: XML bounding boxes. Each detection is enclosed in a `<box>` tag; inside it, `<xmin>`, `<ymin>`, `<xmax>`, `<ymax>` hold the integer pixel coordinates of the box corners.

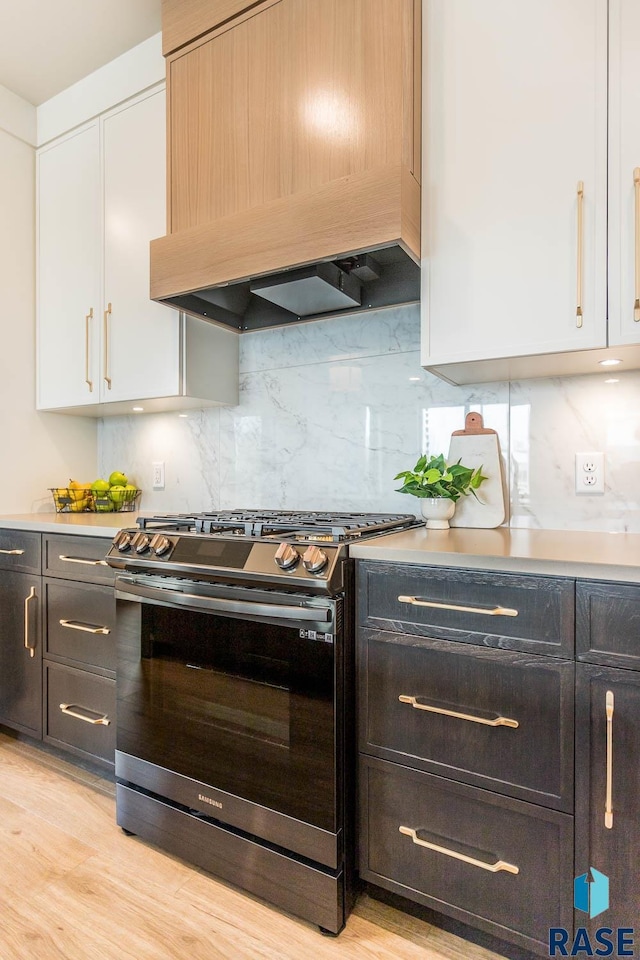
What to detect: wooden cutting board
<box><xmin>447</xmin><ymin>413</ymin><xmax>506</xmax><ymax>528</ymax></box>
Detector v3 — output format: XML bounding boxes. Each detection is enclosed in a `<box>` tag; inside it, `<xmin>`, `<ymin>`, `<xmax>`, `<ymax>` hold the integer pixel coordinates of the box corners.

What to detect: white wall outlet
<box><xmin>575</xmin><ymin>452</ymin><xmax>604</xmax><ymax>494</ymax></box>
<box><xmin>152</xmin><ymin>461</ymin><xmax>165</xmax><ymax>490</ymax></box>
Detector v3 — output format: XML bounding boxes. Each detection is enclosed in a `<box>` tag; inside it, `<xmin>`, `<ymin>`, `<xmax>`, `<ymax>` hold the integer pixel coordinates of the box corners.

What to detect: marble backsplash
<box><xmin>98</xmin><ymin>304</ymin><xmax>640</xmax><ymax>533</ymax></box>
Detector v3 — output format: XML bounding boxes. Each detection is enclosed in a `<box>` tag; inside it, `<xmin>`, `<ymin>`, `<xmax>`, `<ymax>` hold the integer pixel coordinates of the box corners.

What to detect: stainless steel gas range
<box><xmin>105</xmin><ymin>510</ymin><xmax>418</xmax><ymax>934</ymax></box>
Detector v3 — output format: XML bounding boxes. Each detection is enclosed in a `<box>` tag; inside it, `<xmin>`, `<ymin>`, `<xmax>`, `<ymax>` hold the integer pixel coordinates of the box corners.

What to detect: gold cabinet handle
<box><xmin>23</xmin><ymin>586</ymin><xmax>37</xmax><ymax>658</ymax></box>
<box><xmin>397</xmin><ymin>596</ymin><xmax>518</xmax><ymax>617</ymax></box>
<box><xmin>398</xmin><ymin>695</ymin><xmax>519</xmax><ymax>729</ymax></box>
<box><xmin>59</xmin><ymin>619</ymin><xmax>110</xmax><ymax>636</ymax></box>
<box><xmin>0</xmin><ymin>548</ymin><xmax>25</xmax><ymax>555</ymax></box>
<box><xmin>103</xmin><ymin>302</ymin><xmax>112</xmax><ymax>389</ymax></box>
<box><xmin>605</xmin><ymin>690</ymin><xmax>614</xmax><ymax>830</ymax></box>
<box><xmin>399</xmin><ymin>826</ymin><xmax>519</xmax><ymax>875</ymax></box>
<box><xmin>576</xmin><ymin>180</ymin><xmax>584</xmax><ymax>328</ymax></box>
<box><xmin>58</xmin><ymin>555</ymin><xmax>108</xmax><ymax>567</ymax></box>
<box><xmin>59</xmin><ymin>703</ymin><xmax>111</xmax><ymax>726</ymax></box>
<box><xmin>634</xmin><ymin>169</ymin><xmax>640</xmax><ymax>322</ymax></box>
<box><xmin>85</xmin><ymin>307</ymin><xmax>93</xmax><ymax>392</ymax></box>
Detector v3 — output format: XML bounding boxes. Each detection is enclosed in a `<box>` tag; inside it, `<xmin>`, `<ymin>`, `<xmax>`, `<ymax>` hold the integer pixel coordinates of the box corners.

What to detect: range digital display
<box><xmin>170</xmin><ymin>539</ymin><xmax>253</xmax><ymax>569</ymax></box>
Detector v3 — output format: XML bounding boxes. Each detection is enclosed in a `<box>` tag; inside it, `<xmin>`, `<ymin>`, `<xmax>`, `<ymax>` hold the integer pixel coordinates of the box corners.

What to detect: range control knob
<box><xmin>132</xmin><ymin>532</ymin><xmax>152</xmax><ymax>555</ymax></box>
<box><xmin>275</xmin><ymin>542</ymin><xmax>300</xmax><ymax>570</ymax></box>
<box><xmin>113</xmin><ymin>531</ymin><xmax>133</xmax><ymax>552</ymax></box>
<box><xmin>150</xmin><ymin>534</ymin><xmax>172</xmax><ymax>557</ymax></box>
<box><xmin>302</xmin><ymin>545</ymin><xmax>328</xmax><ymax>574</ymax></box>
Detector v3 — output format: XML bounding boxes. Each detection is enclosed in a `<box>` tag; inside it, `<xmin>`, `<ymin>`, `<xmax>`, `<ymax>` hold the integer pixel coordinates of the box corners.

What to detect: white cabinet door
<box><xmin>101</xmin><ymin>89</ymin><xmax>181</xmax><ymax>403</ymax></box>
<box><xmin>608</xmin><ymin>0</ymin><xmax>640</xmax><ymax>346</ymax></box>
<box><xmin>422</xmin><ymin>0</ymin><xmax>608</xmax><ymax>368</ymax></box>
<box><xmin>37</xmin><ymin>124</ymin><xmax>101</xmax><ymax>409</ymax></box>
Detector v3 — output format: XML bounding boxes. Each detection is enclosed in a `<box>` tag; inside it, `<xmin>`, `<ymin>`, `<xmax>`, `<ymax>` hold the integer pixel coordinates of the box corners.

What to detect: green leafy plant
<box><xmin>394</xmin><ymin>453</ymin><xmax>487</xmax><ymax>503</ymax></box>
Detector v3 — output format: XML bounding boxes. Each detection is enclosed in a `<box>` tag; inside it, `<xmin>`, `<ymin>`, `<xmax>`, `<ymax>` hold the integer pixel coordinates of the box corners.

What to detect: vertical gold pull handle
<box><xmin>605</xmin><ymin>690</ymin><xmax>614</xmax><ymax>830</ymax></box>
<box><xmin>634</xmin><ymin>168</ymin><xmax>640</xmax><ymax>322</ymax></box>
<box><xmin>85</xmin><ymin>308</ymin><xmax>93</xmax><ymax>392</ymax></box>
<box><xmin>576</xmin><ymin>181</ymin><xmax>584</xmax><ymax>328</ymax></box>
<box><xmin>103</xmin><ymin>302</ymin><xmax>112</xmax><ymax>389</ymax></box>
<box><xmin>24</xmin><ymin>586</ymin><xmax>36</xmax><ymax>658</ymax></box>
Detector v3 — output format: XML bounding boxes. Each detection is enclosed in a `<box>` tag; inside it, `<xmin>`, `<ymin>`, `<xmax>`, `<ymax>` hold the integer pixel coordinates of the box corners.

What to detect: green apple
<box><xmin>90</xmin><ymin>478</ymin><xmax>110</xmax><ymax>494</ymax></box>
<box><xmin>109</xmin><ymin>470</ymin><xmax>128</xmax><ymax>487</ymax></box>
<box><xmin>109</xmin><ymin>485</ymin><xmax>126</xmax><ymax>506</ymax></box>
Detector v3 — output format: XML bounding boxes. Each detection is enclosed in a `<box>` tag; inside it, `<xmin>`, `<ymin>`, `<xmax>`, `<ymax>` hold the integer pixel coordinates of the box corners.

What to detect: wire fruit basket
<box><xmin>50</xmin><ymin>487</ymin><xmax>142</xmax><ymax>514</ymax></box>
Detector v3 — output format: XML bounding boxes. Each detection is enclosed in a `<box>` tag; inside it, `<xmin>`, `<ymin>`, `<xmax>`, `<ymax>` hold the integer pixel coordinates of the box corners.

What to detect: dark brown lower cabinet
<box><xmin>0</xmin><ymin>570</ymin><xmax>42</xmax><ymax>738</ymax></box>
<box><xmin>575</xmin><ymin>663</ymin><xmax>640</xmax><ymax>934</ymax></box>
<box><xmin>360</xmin><ymin>756</ymin><xmax>573</xmax><ymax>956</ymax></box>
<box><xmin>44</xmin><ymin>661</ymin><xmax>115</xmax><ymax>765</ymax></box>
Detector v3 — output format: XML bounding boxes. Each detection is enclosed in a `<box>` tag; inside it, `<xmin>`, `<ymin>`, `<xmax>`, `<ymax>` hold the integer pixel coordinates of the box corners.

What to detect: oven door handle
<box><xmin>115</xmin><ymin>577</ymin><xmax>332</xmax><ymax>623</ymax></box>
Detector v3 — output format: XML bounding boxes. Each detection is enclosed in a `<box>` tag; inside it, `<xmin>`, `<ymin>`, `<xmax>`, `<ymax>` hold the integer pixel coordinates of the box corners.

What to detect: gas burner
<box><xmin>137</xmin><ymin>510</ymin><xmax>418</xmax><ymax>543</ymax></box>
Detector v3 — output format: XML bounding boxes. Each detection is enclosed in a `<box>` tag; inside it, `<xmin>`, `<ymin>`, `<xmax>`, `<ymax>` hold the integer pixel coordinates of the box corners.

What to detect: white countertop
<box><xmin>349</xmin><ymin>526</ymin><xmax>640</xmax><ymax>583</ymax></box>
<box><xmin>0</xmin><ymin>512</ymin><xmax>137</xmax><ymax>537</ymax></box>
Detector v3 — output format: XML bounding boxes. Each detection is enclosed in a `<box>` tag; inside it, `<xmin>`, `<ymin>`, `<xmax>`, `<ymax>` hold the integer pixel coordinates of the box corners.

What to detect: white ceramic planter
<box><xmin>420</xmin><ymin>498</ymin><xmax>456</xmax><ymax>529</ymax></box>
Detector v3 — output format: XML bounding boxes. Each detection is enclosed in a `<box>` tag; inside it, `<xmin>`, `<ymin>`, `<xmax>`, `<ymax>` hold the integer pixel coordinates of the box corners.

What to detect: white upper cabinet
<box><xmin>37</xmin><ymin>87</ymin><xmax>238</xmax><ymax>415</ymax></box>
<box><xmin>421</xmin><ymin>0</ymin><xmax>638</xmax><ymax>384</ymax></box>
<box><xmin>37</xmin><ymin>123</ymin><xmax>101</xmax><ymax>410</ymax></box>
<box><xmin>609</xmin><ymin>0</ymin><xmax>640</xmax><ymax>346</ymax></box>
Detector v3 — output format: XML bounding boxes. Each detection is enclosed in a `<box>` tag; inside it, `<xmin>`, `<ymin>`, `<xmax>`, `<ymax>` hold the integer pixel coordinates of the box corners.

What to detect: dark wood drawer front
<box><xmin>360</xmin><ymin>629</ymin><xmax>574</xmax><ymax>811</ymax></box>
<box><xmin>45</xmin><ymin>579</ymin><xmax>115</xmax><ymax>674</ymax></box>
<box><xmin>45</xmin><ymin>662</ymin><xmax>115</xmax><ymax>766</ymax></box>
<box><xmin>358</xmin><ymin>562</ymin><xmax>574</xmax><ymax>657</ymax></box>
<box><xmin>577</xmin><ymin>580</ymin><xmax>640</xmax><ymax>670</ymax></box>
<box><xmin>360</xmin><ymin>757</ymin><xmax>573</xmax><ymax>956</ymax></box>
<box><xmin>43</xmin><ymin>535</ymin><xmax>114</xmax><ymax>584</ymax></box>
<box><xmin>0</xmin><ymin>529</ymin><xmax>41</xmax><ymax>575</ymax></box>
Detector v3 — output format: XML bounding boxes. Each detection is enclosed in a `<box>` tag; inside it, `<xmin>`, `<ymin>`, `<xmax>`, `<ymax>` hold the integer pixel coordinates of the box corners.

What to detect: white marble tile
<box><xmin>98</xmin><ymin>408</ymin><xmax>221</xmax><ymax>514</ymax></box>
<box><xmin>96</xmin><ymin>302</ymin><xmax>640</xmax><ymax>533</ymax></box>
<box><xmin>240</xmin><ymin>303</ymin><xmax>421</xmax><ymax>373</ymax></box>
<box><xmin>509</xmin><ymin>370</ymin><xmax>640</xmax><ymax>532</ymax></box>
<box><xmin>218</xmin><ymin>351</ymin><xmax>508</xmax><ymax>514</ymax></box>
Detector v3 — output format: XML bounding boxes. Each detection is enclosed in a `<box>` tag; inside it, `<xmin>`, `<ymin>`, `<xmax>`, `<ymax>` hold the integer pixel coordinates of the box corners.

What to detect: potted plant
<box><xmin>394</xmin><ymin>453</ymin><xmax>487</xmax><ymax>529</ymax></box>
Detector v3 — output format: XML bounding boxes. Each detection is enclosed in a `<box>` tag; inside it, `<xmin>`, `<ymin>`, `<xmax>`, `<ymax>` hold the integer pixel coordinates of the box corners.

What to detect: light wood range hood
<box><xmin>150</xmin><ymin>0</ymin><xmax>421</xmax><ymax>332</ymax></box>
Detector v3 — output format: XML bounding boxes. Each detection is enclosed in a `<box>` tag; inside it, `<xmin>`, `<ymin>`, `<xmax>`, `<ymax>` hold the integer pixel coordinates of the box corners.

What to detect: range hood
<box><xmin>150</xmin><ymin>166</ymin><xmax>421</xmax><ymax>332</ymax></box>
<box><xmin>152</xmin><ymin>0</ymin><xmax>422</xmax><ymax>333</ymax></box>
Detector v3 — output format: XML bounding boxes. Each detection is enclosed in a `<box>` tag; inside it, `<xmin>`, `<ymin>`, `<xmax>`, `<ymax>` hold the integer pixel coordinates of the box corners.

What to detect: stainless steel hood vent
<box><xmin>250</xmin><ymin>262</ymin><xmax>362</xmax><ymax>316</ymax></box>
<box><xmin>156</xmin><ymin>245</ymin><xmax>420</xmax><ymax>332</ymax></box>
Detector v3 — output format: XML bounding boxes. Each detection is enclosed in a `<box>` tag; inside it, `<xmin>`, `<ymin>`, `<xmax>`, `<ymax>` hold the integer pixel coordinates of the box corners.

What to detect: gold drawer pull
<box><xmin>59</xmin><ymin>703</ymin><xmax>111</xmax><ymax>726</ymax></box>
<box><xmin>59</xmin><ymin>619</ymin><xmax>110</xmax><ymax>636</ymax></box>
<box><xmin>397</xmin><ymin>595</ymin><xmax>518</xmax><ymax>617</ymax></box>
<box><xmin>576</xmin><ymin>180</ymin><xmax>584</xmax><ymax>328</ymax></box>
<box><xmin>0</xmin><ymin>548</ymin><xmax>25</xmax><ymax>555</ymax></box>
<box><xmin>58</xmin><ymin>555</ymin><xmax>108</xmax><ymax>566</ymax></box>
<box><xmin>85</xmin><ymin>307</ymin><xmax>94</xmax><ymax>392</ymax></box>
<box><xmin>398</xmin><ymin>695</ymin><xmax>519</xmax><ymax>729</ymax></box>
<box><xmin>24</xmin><ymin>586</ymin><xmax>37</xmax><ymax>658</ymax></box>
<box><xmin>399</xmin><ymin>826</ymin><xmax>519</xmax><ymax>875</ymax></box>
<box><xmin>605</xmin><ymin>690</ymin><xmax>614</xmax><ymax>830</ymax></box>
<box><xmin>634</xmin><ymin>168</ymin><xmax>640</xmax><ymax>322</ymax></box>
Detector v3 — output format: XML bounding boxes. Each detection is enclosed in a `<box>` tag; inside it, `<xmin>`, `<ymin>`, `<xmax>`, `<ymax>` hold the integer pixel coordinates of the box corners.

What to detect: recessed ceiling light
<box><xmin>604</xmin><ymin>378</ymin><xmax>619</xmax><ymax>384</ymax></box>
<box><xmin>132</xmin><ymin>406</ymin><xmax>144</xmax><ymax>412</ymax></box>
<box><xmin>598</xmin><ymin>358</ymin><xmax>622</xmax><ymax>367</ymax></box>
<box><xmin>178</xmin><ymin>413</ymin><xmax>188</xmax><ymax>418</ymax></box>
<box><xmin>408</xmin><ymin>376</ymin><xmax>421</xmax><ymax>382</ymax></box>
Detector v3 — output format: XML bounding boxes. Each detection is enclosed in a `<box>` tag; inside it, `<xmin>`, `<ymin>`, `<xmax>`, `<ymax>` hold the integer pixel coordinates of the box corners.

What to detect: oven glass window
<box><xmin>117</xmin><ymin>602</ymin><xmax>337</xmax><ymax>832</ymax></box>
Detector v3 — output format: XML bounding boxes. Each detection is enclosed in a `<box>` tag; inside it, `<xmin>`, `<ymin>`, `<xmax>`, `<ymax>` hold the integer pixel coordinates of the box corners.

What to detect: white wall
<box><xmin>0</xmin><ymin>86</ymin><xmax>96</xmax><ymax>514</ymax></box>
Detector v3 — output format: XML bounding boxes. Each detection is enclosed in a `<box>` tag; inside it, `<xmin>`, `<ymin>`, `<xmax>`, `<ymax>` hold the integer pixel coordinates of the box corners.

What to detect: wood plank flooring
<box><xmin>0</xmin><ymin>731</ymin><xmax>509</xmax><ymax>960</ymax></box>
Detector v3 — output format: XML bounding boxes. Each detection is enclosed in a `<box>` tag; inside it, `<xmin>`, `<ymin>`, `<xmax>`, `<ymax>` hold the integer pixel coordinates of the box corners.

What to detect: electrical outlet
<box><xmin>575</xmin><ymin>452</ymin><xmax>604</xmax><ymax>494</ymax></box>
<box><xmin>152</xmin><ymin>461</ymin><xmax>165</xmax><ymax>490</ymax></box>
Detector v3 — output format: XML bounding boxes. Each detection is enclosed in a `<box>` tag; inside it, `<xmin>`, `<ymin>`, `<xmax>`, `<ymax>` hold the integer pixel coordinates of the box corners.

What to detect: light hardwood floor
<box><xmin>0</xmin><ymin>730</ymin><xmax>507</xmax><ymax>960</ymax></box>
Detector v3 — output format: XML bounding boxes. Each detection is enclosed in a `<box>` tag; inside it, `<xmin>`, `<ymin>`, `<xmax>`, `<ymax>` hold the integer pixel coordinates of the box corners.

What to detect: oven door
<box><xmin>114</xmin><ymin>574</ymin><xmax>343</xmax><ymax>868</ymax></box>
